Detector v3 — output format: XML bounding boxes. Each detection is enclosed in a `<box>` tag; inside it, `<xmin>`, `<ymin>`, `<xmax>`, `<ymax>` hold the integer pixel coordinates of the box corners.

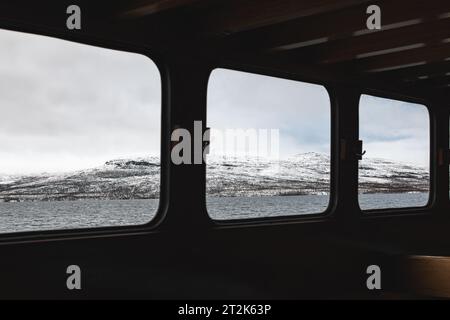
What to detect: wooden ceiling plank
<box><xmin>372</xmin><ymin>61</ymin><xmax>450</xmax><ymax>80</ymax></box>
<box><xmin>120</xmin><ymin>0</ymin><xmax>203</xmax><ymax>18</ymax></box>
<box><xmin>312</xmin><ymin>18</ymin><xmax>450</xmax><ymax>64</ymax></box>
<box><xmin>213</xmin><ymin>0</ymin><xmax>450</xmax><ymax>54</ymax></box>
<box><xmin>356</xmin><ymin>43</ymin><xmax>450</xmax><ymax>73</ymax></box>
<box><xmin>203</xmin><ymin>0</ymin><xmax>373</xmax><ymax>36</ymax></box>
<box><xmin>400</xmin><ymin>74</ymin><xmax>450</xmax><ymax>90</ymax></box>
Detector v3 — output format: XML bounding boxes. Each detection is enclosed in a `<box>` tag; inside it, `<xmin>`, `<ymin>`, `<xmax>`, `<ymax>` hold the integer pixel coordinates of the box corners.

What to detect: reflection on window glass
<box><xmin>0</xmin><ymin>29</ymin><xmax>161</xmax><ymax>233</ymax></box>
<box><xmin>358</xmin><ymin>95</ymin><xmax>429</xmax><ymax>210</ymax></box>
<box><xmin>206</xmin><ymin>69</ymin><xmax>331</xmax><ymax>220</ymax></box>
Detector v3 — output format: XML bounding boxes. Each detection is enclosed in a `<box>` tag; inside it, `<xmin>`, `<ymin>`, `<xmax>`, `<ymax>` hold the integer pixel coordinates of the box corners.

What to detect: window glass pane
<box><xmin>358</xmin><ymin>94</ymin><xmax>429</xmax><ymax>210</ymax></box>
<box><xmin>0</xmin><ymin>29</ymin><xmax>161</xmax><ymax>233</ymax></box>
<box><xmin>206</xmin><ymin>69</ymin><xmax>331</xmax><ymax>220</ymax></box>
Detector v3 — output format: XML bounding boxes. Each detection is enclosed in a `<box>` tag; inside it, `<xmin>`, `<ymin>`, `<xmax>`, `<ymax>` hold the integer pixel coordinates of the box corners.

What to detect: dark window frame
<box><xmin>0</xmin><ymin>25</ymin><xmax>170</xmax><ymax>243</ymax></box>
<box><xmin>0</xmin><ymin>26</ymin><xmax>439</xmax><ymax>243</ymax></box>
<box><xmin>357</xmin><ymin>89</ymin><xmax>435</xmax><ymax>217</ymax></box>
<box><xmin>204</xmin><ymin>65</ymin><xmax>338</xmax><ymax>226</ymax></box>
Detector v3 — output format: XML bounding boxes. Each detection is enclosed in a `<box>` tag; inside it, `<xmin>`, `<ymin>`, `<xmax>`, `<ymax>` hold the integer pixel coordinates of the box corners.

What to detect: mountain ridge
<box><xmin>0</xmin><ymin>153</ymin><xmax>429</xmax><ymax>202</ymax></box>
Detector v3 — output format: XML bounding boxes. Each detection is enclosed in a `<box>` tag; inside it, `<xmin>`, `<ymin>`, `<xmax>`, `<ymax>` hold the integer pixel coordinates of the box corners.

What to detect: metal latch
<box><xmin>340</xmin><ymin>139</ymin><xmax>366</xmax><ymax>160</ymax></box>
<box><xmin>354</xmin><ymin>140</ymin><xmax>366</xmax><ymax>160</ymax></box>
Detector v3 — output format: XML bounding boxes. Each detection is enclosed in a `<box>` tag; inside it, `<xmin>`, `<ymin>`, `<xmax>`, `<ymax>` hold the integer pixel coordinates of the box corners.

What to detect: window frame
<box><xmin>0</xmin><ymin>25</ymin><xmax>169</xmax><ymax>242</ymax></box>
<box><xmin>204</xmin><ymin>65</ymin><xmax>337</xmax><ymax>225</ymax></box>
<box><xmin>357</xmin><ymin>89</ymin><xmax>435</xmax><ymax>217</ymax></box>
<box><xmin>0</xmin><ymin>28</ymin><xmax>438</xmax><ymax>243</ymax></box>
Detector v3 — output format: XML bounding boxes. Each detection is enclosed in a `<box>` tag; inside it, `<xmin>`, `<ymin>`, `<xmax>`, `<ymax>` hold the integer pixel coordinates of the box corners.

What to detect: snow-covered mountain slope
<box><xmin>0</xmin><ymin>157</ymin><xmax>160</xmax><ymax>202</ymax></box>
<box><xmin>207</xmin><ymin>152</ymin><xmax>429</xmax><ymax>197</ymax></box>
<box><xmin>0</xmin><ymin>153</ymin><xmax>429</xmax><ymax>202</ymax></box>
<box><xmin>358</xmin><ymin>156</ymin><xmax>429</xmax><ymax>194</ymax></box>
<box><xmin>207</xmin><ymin>152</ymin><xmax>330</xmax><ymax>197</ymax></box>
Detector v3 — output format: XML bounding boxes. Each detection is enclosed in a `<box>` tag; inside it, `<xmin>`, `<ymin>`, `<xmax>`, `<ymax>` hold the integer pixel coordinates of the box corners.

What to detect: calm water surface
<box><xmin>0</xmin><ymin>193</ymin><xmax>429</xmax><ymax>233</ymax></box>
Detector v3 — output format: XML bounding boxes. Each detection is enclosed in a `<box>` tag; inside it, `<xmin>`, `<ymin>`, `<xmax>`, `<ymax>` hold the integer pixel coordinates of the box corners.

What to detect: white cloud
<box><xmin>0</xmin><ymin>29</ymin><xmax>161</xmax><ymax>174</ymax></box>
<box><xmin>360</xmin><ymin>95</ymin><xmax>429</xmax><ymax>167</ymax></box>
<box><xmin>208</xmin><ymin>68</ymin><xmax>331</xmax><ymax>159</ymax></box>
<box><xmin>208</xmin><ymin>70</ymin><xmax>430</xmax><ymax>166</ymax></box>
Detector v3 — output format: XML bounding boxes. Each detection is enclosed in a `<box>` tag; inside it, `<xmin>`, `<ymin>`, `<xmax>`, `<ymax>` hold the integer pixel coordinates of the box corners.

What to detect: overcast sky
<box><xmin>208</xmin><ymin>69</ymin><xmax>331</xmax><ymax>158</ymax></box>
<box><xmin>208</xmin><ymin>69</ymin><xmax>429</xmax><ymax>167</ymax></box>
<box><xmin>359</xmin><ymin>95</ymin><xmax>429</xmax><ymax>167</ymax></box>
<box><xmin>0</xmin><ymin>29</ymin><xmax>161</xmax><ymax>175</ymax></box>
<box><xmin>0</xmin><ymin>29</ymin><xmax>429</xmax><ymax>175</ymax></box>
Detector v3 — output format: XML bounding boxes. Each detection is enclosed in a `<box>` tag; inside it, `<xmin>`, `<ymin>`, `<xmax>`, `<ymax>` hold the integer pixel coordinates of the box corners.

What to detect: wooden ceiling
<box><xmin>1</xmin><ymin>0</ymin><xmax>450</xmax><ymax>100</ymax></box>
<box><xmin>115</xmin><ymin>0</ymin><xmax>450</xmax><ymax>100</ymax></box>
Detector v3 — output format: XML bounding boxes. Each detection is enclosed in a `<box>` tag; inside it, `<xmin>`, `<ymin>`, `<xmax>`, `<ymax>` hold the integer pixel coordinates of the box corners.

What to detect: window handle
<box><xmin>354</xmin><ymin>140</ymin><xmax>365</xmax><ymax>160</ymax></box>
<box><xmin>340</xmin><ymin>139</ymin><xmax>365</xmax><ymax>160</ymax></box>
<box><xmin>356</xmin><ymin>150</ymin><xmax>366</xmax><ymax>159</ymax></box>
<box><xmin>203</xmin><ymin>127</ymin><xmax>211</xmax><ymax>155</ymax></box>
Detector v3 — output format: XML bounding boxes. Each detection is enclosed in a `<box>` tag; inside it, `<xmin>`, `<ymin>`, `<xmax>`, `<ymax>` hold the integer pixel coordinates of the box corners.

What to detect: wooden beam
<box><xmin>353</xmin><ymin>43</ymin><xmax>450</xmax><ymax>73</ymax></box>
<box><xmin>355</xmin><ymin>60</ymin><xmax>450</xmax><ymax>96</ymax></box>
<box><xmin>202</xmin><ymin>0</ymin><xmax>372</xmax><ymax>36</ymax></box>
<box><xmin>401</xmin><ymin>74</ymin><xmax>450</xmax><ymax>90</ymax></box>
<box><xmin>120</xmin><ymin>0</ymin><xmax>203</xmax><ymax>18</ymax></box>
<box><xmin>310</xmin><ymin>18</ymin><xmax>450</xmax><ymax>64</ymax></box>
<box><xmin>370</xmin><ymin>61</ymin><xmax>450</xmax><ymax>80</ymax></box>
<box><xmin>269</xmin><ymin>17</ymin><xmax>450</xmax><ymax>66</ymax></box>
<box><xmin>212</xmin><ymin>0</ymin><xmax>450</xmax><ymax>53</ymax></box>
<box><xmin>220</xmin><ymin>50</ymin><xmax>431</xmax><ymax>99</ymax></box>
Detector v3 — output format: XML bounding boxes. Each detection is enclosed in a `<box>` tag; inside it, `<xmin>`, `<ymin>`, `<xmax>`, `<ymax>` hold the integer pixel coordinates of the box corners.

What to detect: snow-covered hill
<box><xmin>207</xmin><ymin>152</ymin><xmax>429</xmax><ymax>196</ymax></box>
<box><xmin>0</xmin><ymin>153</ymin><xmax>429</xmax><ymax>202</ymax></box>
<box><xmin>0</xmin><ymin>157</ymin><xmax>160</xmax><ymax>202</ymax></box>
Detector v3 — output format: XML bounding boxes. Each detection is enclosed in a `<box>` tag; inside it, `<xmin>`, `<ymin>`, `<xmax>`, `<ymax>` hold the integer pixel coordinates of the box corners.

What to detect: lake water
<box><xmin>208</xmin><ymin>192</ymin><xmax>429</xmax><ymax>220</ymax></box>
<box><xmin>0</xmin><ymin>193</ymin><xmax>429</xmax><ymax>233</ymax></box>
<box><xmin>0</xmin><ymin>199</ymin><xmax>158</xmax><ymax>234</ymax></box>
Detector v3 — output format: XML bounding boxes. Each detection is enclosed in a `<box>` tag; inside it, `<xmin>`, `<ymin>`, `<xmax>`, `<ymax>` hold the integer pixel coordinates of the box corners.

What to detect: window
<box><xmin>206</xmin><ymin>69</ymin><xmax>331</xmax><ymax>220</ymax></box>
<box><xmin>0</xmin><ymin>29</ymin><xmax>161</xmax><ymax>233</ymax></box>
<box><xmin>358</xmin><ymin>94</ymin><xmax>429</xmax><ymax>211</ymax></box>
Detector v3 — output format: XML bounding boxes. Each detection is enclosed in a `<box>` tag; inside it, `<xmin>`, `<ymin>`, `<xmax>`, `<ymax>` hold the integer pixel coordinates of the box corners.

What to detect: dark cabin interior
<box><xmin>0</xmin><ymin>0</ymin><xmax>450</xmax><ymax>299</ymax></box>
